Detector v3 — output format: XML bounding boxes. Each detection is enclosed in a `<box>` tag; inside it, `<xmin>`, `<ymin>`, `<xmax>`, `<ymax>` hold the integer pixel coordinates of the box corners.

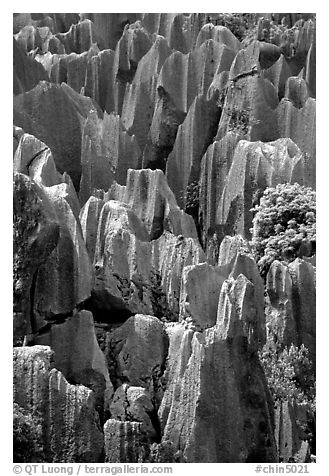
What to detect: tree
<box><xmin>250</xmin><ymin>183</ymin><xmax>315</xmax><ymax>277</ymax></box>
<box><xmin>259</xmin><ymin>342</ymin><xmax>316</xmax><ymax>455</ymax></box>
<box><xmin>259</xmin><ymin>343</ymin><xmax>315</xmax><ymax>408</ymax></box>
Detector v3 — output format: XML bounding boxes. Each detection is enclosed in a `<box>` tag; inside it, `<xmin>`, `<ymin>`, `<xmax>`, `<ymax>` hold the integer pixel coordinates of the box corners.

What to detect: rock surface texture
<box><xmin>13</xmin><ymin>12</ymin><xmax>316</xmax><ymax>463</ymax></box>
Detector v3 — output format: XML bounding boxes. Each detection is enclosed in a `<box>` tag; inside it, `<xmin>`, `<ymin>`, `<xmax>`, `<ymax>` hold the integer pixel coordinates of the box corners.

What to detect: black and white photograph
<box><xmin>12</xmin><ymin>7</ymin><xmax>318</xmax><ymax>471</ymax></box>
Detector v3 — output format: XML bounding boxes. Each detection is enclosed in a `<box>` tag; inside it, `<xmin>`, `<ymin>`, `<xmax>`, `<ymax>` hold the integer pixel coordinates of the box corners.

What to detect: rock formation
<box><xmin>216</xmin><ymin>138</ymin><xmax>313</xmax><ymax>240</ymax></box>
<box><xmin>266</xmin><ymin>258</ymin><xmax>316</xmax><ymax>363</ymax></box>
<box><xmin>13</xmin><ymin>12</ymin><xmax>316</xmax><ymax>464</ymax></box>
<box><xmin>13</xmin><ymin>346</ymin><xmax>104</xmax><ymax>462</ymax></box>
<box><xmin>159</xmin><ymin>273</ymin><xmax>276</xmax><ymax>462</ymax></box>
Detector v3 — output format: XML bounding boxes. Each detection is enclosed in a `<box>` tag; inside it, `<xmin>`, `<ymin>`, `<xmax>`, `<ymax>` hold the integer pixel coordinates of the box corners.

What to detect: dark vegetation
<box><xmin>250</xmin><ymin>183</ymin><xmax>316</xmax><ymax>278</ymax></box>
<box><xmin>259</xmin><ymin>343</ymin><xmax>315</xmax><ymax>409</ymax></box>
<box><xmin>13</xmin><ymin>403</ymin><xmax>45</xmax><ymax>462</ymax></box>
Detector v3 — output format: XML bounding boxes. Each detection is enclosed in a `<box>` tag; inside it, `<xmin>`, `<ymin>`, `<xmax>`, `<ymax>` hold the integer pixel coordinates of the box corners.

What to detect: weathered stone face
<box><xmin>79</xmin><ymin>112</ymin><xmax>141</xmax><ymax>205</ymax></box>
<box><xmin>13</xmin><ymin>81</ymin><xmax>101</xmax><ymax>189</ymax></box>
<box><xmin>104</xmin><ymin>419</ymin><xmax>146</xmax><ymax>463</ymax></box>
<box><xmin>265</xmin><ymin>258</ymin><xmax>316</xmax><ymax>364</ymax></box>
<box><xmin>179</xmin><ymin>262</ymin><xmax>227</xmax><ymax>330</ymax></box>
<box><xmin>13</xmin><ymin>13</ymin><xmax>316</xmax><ymax>464</ymax></box>
<box><xmin>110</xmin><ymin>384</ymin><xmax>157</xmax><ymax>439</ymax></box>
<box><xmin>32</xmin><ymin>182</ymin><xmax>93</xmax><ymax>321</ymax></box>
<box><xmin>13</xmin><ymin>173</ymin><xmax>60</xmax><ymax>340</ymax></box>
<box><xmin>216</xmin><ymin>138</ymin><xmax>311</xmax><ymax>240</ymax></box>
<box><xmin>105</xmin><ymin>315</ymin><xmax>168</xmax><ymax>403</ymax></box>
<box><xmin>13</xmin><ymin>346</ymin><xmax>104</xmax><ymax>463</ymax></box>
<box><xmin>275</xmin><ymin>400</ymin><xmax>313</xmax><ymax>463</ymax></box>
<box><xmin>33</xmin><ymin>310</ymin><xmax>113</xmax><ymax>416</ymax></box>
<box><xmin>159</xmin><ymin>323</ymin><xmax>276</xmax><ymax>462</ymax></box>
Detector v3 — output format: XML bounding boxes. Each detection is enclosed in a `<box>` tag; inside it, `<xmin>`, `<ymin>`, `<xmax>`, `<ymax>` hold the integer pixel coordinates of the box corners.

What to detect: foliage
<box><xmin>206</xmin><ymin>13</ymin><xmax>258</xmax><ymax>42</ymax></box>
<box><xmin>256</xmin><ymin>17</ymin><xmax>315</xmax><ymax>58</ymax></box>
<box><xmin>250</xmin><ymin>183</ymin><xmax>316</xmax><ymax>277</ymax></box>
<box><xmin>184</xmin><ymin>180</ymin><xmax>202</xmax><ymax>239</ymax></box>
<box><xmin>13</xmin><ymin>403</ymin><xmax>45</xmax><ymax>462</ymax></box>
<box><xmin>259</xmin><ymin>343</ymin><xmax>315</xmax><ymax>410</ymax></box>
<box><xmin>184</xmin><ymin>180</ymin><xmax>200</xmax><ymax>214</ymax></box>
<box><xmin>146</xmin><ymin>441</ymin><xmax>176</xmax><ymax>463</ymax></box>
<box><xmin>228</xmin><ymin>107</ymin><xmax>250</xmax><ymax>135</ymax></box>
<box><xmin>150</xmin><ymin>268</ymin><xmax>178</xmax><ymax>323</ymax></box>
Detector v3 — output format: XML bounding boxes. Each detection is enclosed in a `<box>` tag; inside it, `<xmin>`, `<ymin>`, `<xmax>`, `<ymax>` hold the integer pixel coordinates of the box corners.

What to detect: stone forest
<box><xmin>13</xmin><ymin>13</ymin><xmax>316</xmax><ymax>463</ymax></box>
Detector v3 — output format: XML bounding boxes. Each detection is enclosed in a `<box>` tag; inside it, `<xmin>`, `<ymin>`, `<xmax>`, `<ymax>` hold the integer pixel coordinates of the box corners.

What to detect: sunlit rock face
<box><xmin>13</xmin><ymin>12</ymin><xmax>316</xmax><ymax>463</ymax></box>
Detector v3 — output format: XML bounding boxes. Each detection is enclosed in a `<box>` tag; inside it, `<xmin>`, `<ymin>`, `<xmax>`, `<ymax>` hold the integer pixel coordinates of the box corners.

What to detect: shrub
<box><xmin>255</xmin><ymin>17</ymin><xmax>315</xmax><ymax>58</ymax></box>
<box><xmin>250</xmin><ymin>183</ymin><xmax>316</xmax><ymax>277</ymax></box>
<box><xmin>228</xmin><ymin>107</ymin><xmax>251</xmax><ymax>135</ymax></box>
<box><xmin>13</xmin><ymin>403</ymin><xmax>45</xmax><ymax>462</ymax></box>
<box><xmin>146</xmin><ymin>441</ymin><xmax>176</xmax><ymax>463</ymax></box>
<box><xmin>259</xmin><ymin>343</ymin><xmax>315</xmax><ymax>410</ymax></box>
<box><xmin>207</xmin><ymin>14</ymin><xmax>258</xmax><ymax>42</ymax></box>
<box><xmin>184</xmin><ymin>180</ymin><xmax>200</xmax><ymax>214</ymax></box>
